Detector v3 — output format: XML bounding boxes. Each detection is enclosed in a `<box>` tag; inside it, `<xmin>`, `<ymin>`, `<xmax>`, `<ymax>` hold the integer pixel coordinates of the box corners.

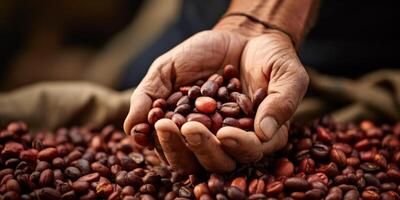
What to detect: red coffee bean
<box><xmin>195</xmin><ymin>97</ymin><xmax>217</xmax><ymax>114</ymax></box>
<box><xmin>148</xmin><ymin>107</ymin><xmax>164</xmax><ymax>125</ymax></box>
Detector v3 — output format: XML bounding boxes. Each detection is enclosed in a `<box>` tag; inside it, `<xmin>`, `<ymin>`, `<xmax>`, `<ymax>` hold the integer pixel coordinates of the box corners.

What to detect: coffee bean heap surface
<box><xmin>1</xmin><ymin>119</ymin><xmax>400</xmax><ymax>199</ymax></box>
<box><xmin>130</xmin><ymin>64</ymin><xmax>267</xmax><ymax>148</ymax></box>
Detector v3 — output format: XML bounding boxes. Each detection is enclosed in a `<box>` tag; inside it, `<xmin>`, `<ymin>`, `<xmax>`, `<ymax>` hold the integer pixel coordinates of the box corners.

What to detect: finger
<box><xmin>123</xmin><ymin>58</ymin><xmax>174</xmax><ymax>135</ymax></box>
<box><xmin>181</xmin><ymin>121</ymin><xmax>236</xmax><ymax>173</ymax></box>
<box><xmin>261</xmin><ymin>123</ymin><xmax>289</xmax><ymax>155</ymax></box>
<box><xmin>254</xmin><ymin>62</ymin><xmax>309</xmax><ymax>142</ymax></box>
<box><xmin>155</xmin><ymin>119</ymin><xmax>200</xmax><ymax>174</ymax></box>
<box><xmin>216</xmin><ymin>127</ymin><xmax>263</xmax><ymax>163</ymax></box>
<box><xmin>123</xmin><ymin>90</ymin><xmax>153</xmax><ymax>134</ymax></box>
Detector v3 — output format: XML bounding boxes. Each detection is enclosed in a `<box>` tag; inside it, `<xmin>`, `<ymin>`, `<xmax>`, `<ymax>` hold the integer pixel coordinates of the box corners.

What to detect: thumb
<box><xmin>123</xmin><ymin>57</ymin><xmax>174</xmax><ymax>134</ymax></box>
<box><xmin>254</xmin><ymin>64</ymin><xmax>309</xmax><ymax>142</ymax></box>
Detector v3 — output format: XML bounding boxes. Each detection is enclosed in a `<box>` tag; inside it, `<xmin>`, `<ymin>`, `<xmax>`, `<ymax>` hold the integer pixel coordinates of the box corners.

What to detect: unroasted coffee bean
<box><xmin>167</xmin><ymin>92</ymin><xmax>183</xmax><ymax>109</ymax></box>
<box><xmin>220</xmin><ymin>102</ymin><xmax>240</xmax><ymax>117</ymax></box>
<box><xmin>172</xmin><ymin>114</ymin><xmax>186</xmax><ymax>128</ymax></box>
<box><xmin>210</xmin><ymin>112</ymin><xmax>223</xmax><ymax>133</ymax></box>
<box><xmin>152</xmin><ymin>98</ymin><xmax>167</xmax><ymax>110</ymax></box>
<box><xmin>195</xmin><ymin>97</ymin><xmax>217</xmax><ymax>114</ymax></box>
<box><xmin>217</xmin><ymin>87</ymin><xmax>228</xmax><ymax>101</ymax></box>
<box><xmin>174</xmin><ymin>104</ymin><xmax>191</xmax><ymax>115</ymax></box>
<box><xmin>96</xmin><ymin>181</ymin><xmax>113</xmax><ymax>197</ymax></box>
<box><xmin>187</xmin><ymin>113</ymin><xmax>212</xmax><ymax>129</ymax></box>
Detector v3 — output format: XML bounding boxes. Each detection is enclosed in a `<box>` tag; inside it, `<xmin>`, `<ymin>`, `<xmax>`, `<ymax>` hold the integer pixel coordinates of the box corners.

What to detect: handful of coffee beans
<box><xmin>1</xmin><ymin>118</ymin><xmax>400</xmax><ymax>199</ymax></box>
<box><xmin>130</xmin><ymin>64</ymin><xmax>267</xmax><ymax>148</ymax></box>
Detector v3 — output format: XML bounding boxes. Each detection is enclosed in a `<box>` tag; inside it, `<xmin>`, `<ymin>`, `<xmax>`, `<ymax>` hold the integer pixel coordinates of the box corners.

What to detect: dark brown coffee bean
<box><xmin>220</xmin><ymin>102</ymin><xmax>240</xmax><ymax>117</ymax></box>
<box><xmin>235</xmin><ymin>93</ymin><xmax>254</xmax><ymax>116</ymax></box>
<box><xmin>39</xmin><ymin>169</ymin><xmax>54</xmax><ymax>187</ymax></box>
<box><xmin>72</xmin><ymin>181</ymin><xmax>90</xmax><ymax>194</ymax></box>
<box><xmin>210</xmin><ymin>112</ymin><xmax>223</xmax><ymax>133</ymax></box>
<box><xmin>188</xmin><ymin>86</ymin><xmax>201</xmax><ymax>100</ymax></box>
<box><xmin>226</xmin><ymin>186</ymin><xmax>246</xmax><ymax>200</ymax></box>
<box><xmin>311</xmin><ymin>143</ymin><xmax>330</xmax><ymax>159</ymax></box>
<box><xmin>330</xmin><ymin>149</ymin><xmax>347</xmax><ymax>167</ymax></box>
<box><xmin>316</xmin><ymin>127</ymin><xmax>334</xmax><ymax>143</ymax></box>
<box><xmin>223</xmin><ymin>64</ymin><xmax>238</xmax><ymax>80</ymax></box>
<box><xmin>179</xmin><ymin>186</ymin><xmax>194</xmax><ymax>198</ymax></box>
<box><xmin>343</xmin><ymin>189</ymin><xmax>360</xmax><ymax>200</ymax></box>
<box><xmin>179</xmin><ymin>86</ymin><xmax>191</xmax><ymax>95</ymax></box>
<box><xmin>227</xmin><ymin>78</ymin><xmax>241</xmax><ymax>92</ymax></box>
<box><xmin>167</xmin><ymin>91</ymin><xmax>183</xmax><ymax>109</ymax></box>
<box><xmin>61</xmin><ymin>190</ymin><xmax>76</xmax><ymax>200</ymax></box>
<box><xmin>91</xmin><ymin>162</ymin><xmax>110</xmax><ymax>177</ymax></box>
<box><xmin>140</xmin><ymin>184</ymin><xmax>156</xmax><ymax>194</ymax></box>
<box><xmin>305</xmin><ymin>189</ymin><xmax>325</xmax><ymax>200</ymax></box>
<box><xmin>77</xmin><ymin>172</ymin><xmax>100</xmax><ymax>183</ymax></box>
<box><xmin>238</xmin><ymin>118</ymin><xmax>254</xmax><ymax>131</ymax></box>
<box><xmin>298</xmin><ymin>158</ymin><xmax>315</xmax><ymax>174</ymax></box>
<box><xmin>217</xmin><ymin>87</ymin><xmax>228</xmax><ymax>101</ymax></box>
<box><xmin>360</xmin><ymin>162</ymin><xmax>381</xmax><ymax>172</ymax></box>
<box><xmin>5</xmin><ymin>179</ymin><xmax>20</xmax><ymax>193</ymax></box>
<box><xmin>176</xmin><ymin>96</ymin><xmax>190</xmax><ymax>107</ymax></box>
<box><xmin>208</xmin><ymin>174</ymin><xmax>224</xmax><ymax>194</ymax></box>
<box><xmin>222</xmin><ymin>117</ymin><xmax>240</xmax><ymax>128</ymax></box>
<box><xmin>36</xmin><ymin>187</ymin><xmax>61</xmax><ymax>200</ymax></box>
<box><xmin>284</xmin><ymin>177</ymin><xmax>309</xmax><ymax>191</ymax></box>
<box><xmin>64</xmin><ymin>166</ymin><xmax>81</xmax><ymax>180</ymax></box>
<box><xmin>201</xmin><ymin>81</ymin><xmax>218</xmax><ymax>97</ymax></box>
<box><xmin>332</xmin><ymin>143</ymin><xmax>353</xmax><ymax>155</ymax></box>
<box><xmin>361</xmin><ymin>190</ymin><xmax>380</xmax><ymax>200</ymax></box>
<box><xmin>325</xmin><ymin>187</ymin><xmax>343</xmax><ymax>200</ymax></box>
<box><xmin>253</xmin><ymin>88</ymin><xmax>267</xmax><ymax>109</ymax></box>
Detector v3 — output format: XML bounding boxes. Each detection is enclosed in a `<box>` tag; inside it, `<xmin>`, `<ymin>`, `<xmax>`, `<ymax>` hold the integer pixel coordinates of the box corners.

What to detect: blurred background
<box><xmin>0</xmin><ymin>0</ymin><xmax>399</xmax><ymax>91</ymax></box>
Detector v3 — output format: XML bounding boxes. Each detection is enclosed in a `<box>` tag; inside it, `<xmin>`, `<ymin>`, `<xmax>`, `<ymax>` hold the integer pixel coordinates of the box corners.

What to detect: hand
<box><xmin>124</xmin><ymin>17</ymin><xmax>309</xmax><ymax>174</ymax></box>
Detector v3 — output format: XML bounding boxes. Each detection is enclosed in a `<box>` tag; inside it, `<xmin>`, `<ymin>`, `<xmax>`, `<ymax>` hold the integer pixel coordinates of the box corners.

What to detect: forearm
<box><xmin>215</xmin><ymin>0</ymin><xmax>320</xmax><ymax>49</ymax></box>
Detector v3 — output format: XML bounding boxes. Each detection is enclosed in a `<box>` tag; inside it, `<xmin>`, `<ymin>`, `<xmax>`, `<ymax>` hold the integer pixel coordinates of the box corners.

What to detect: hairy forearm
<box><xmin>215</xmin><ymin>0</ymin><xmax>320</xmax><ymax>49</ymax></box>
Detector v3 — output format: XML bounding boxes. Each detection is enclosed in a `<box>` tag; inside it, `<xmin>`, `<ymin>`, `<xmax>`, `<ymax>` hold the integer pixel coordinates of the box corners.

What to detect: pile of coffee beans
<box><xmin>130</xmin><ymin>64</ymin><xmax>267</xmax><ymax>147</ymax></box>
<box><xmin>1</xmin><ymin>118</ymin><xmax>400</xmax><ymax>200</ymax></box>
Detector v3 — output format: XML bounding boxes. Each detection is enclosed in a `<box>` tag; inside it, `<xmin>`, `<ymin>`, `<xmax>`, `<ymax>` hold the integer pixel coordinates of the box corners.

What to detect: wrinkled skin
<box><xmin>124</xmin><ymin>19</ymin><xmax>309</xmax><ymax>174</ymax></box>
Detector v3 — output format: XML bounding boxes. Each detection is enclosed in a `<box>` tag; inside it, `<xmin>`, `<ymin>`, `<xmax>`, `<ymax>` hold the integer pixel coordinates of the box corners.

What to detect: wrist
<box><xmin>221</xmin><ymin>0</ymin><xmax>320</xmax><ymax>49</ymax></box>
<box><xmin>213</xmin><ymin>15</ymin><xmax>268</xmax><ymax>39</ymax></box>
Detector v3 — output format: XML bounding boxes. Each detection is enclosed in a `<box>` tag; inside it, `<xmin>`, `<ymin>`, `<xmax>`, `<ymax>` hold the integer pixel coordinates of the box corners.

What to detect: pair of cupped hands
<box><xmin>124</xmin><ymin>17</ymin><xmax>309</xmax><ymax>174</ymax></box>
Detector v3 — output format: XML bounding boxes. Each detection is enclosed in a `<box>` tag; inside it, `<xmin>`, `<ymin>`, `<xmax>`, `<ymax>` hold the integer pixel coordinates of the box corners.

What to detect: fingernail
<box><xmin>221</xmin><ymin>139</ymin><xmax>238</xmax><ymax>148</ymax></box>
<box><xmin>185</xmin><ymin>133</ymin><xmax>202</xmax><ymax>146</ymax></box>
<box><xmin>260</xmin><ymin>116</ymin><xmax>279</xmax><ymax>141</ymax></box>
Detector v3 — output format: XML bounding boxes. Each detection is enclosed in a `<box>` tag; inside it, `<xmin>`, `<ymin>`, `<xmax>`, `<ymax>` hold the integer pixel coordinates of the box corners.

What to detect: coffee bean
<box><xmin>226</xmin><ymin>186</ymin><xmax>246</xmax><ymax>200</ymax></box>
<box><xmin>152</xmin><ymin>98</ymin><xmax>167</xmax><ymax>110</ymax></box>
<box><xmin>201</xmin><ymin>81</ymin><xmax>219</xmax><ymax>97</ymax></box>
<box><xmin>222</xmin><ymin>117</ymin><xmax>240</xmax><ymax>128</ymax></box>
<box><xmin>188</xmin><ymin>86</ymin><xmax>201</xmax><ymax>100</ymax></box>
<box><xmin>284</xmin><ymin>177</ymin><xmax>309</xmax><ymax>191</ymax></box>
<box><xmin>195</xmin><ymin>97</ymin><xmax>217</xmax><ymax>114</ymax></box>
<box><xmin>37</xmin><ymin>148</ymin><xmax>58</xmax><ymax>161</ymax></box>
<box><xmin>187</xmin><ymin>113</ymin><xmax>212</xmax><ymax>129</ymax></box>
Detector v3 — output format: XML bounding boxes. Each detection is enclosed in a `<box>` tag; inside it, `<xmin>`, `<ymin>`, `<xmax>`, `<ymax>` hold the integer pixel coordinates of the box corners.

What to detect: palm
<box><xmin>125</xmin><ymin>29</ymin><xmax>309</xmax><ymax>174</ymax></box>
